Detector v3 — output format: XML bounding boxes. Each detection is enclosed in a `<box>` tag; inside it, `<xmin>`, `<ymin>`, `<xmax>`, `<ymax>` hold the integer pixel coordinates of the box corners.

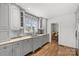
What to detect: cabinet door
<box><xmin>39</xmin><ymin>34</ymin><xmax>49</xmax><ymax>47</ymax></box>
<box><xmin>46</xmin><ymin>34</ymin><xmax>49</xmax><ymax>42</ymax></box>
<box><xmin>0</xmin><ymin>3</ymin><xmax>9</xmax><ymax>26</ymax></box>
<box><xmin>12</xmin><ymin>41</ymin><xmax>23</xmax><ymax>56</ymax></box>
<box><xmin>33</xmin><ymin>36</ymin><xmax>41</xmax><ymax>51</ymax></box>
<box><xmin>22</xmin><ymin>39</ymin><xmax>33</xmax><ymax>55</ymax></box>
<box><xmin>37</xmin><ymin>36</ymin><xmax>43</xmax><ymax>47</ymax></box>
<box><xmin>43</xmin><ymin>35</ymin><xmax>49</xmax><ymax>45</ymax></box>
<box><xmin>43</xmin><ymin>35</ymin><xmax>46</xmax><ymax>44</ymax></box>
<box><xmin>0</xmin><ymin>3</ymin><xmax>9</xmax><ymax>43</ymax></box>
<box><xmin>10</xmin><ymin>4</ymin><xmax>20</xmax><ymax>30</ymax></box>
<box><xmin>39</xmin><ymin>36</ymin><xmax>44</xmax><ymax>47</ymax></box>
<box><xmin>0</xmin><ymin>44</ymin><xmax>13</xmax><ymax>56</ymax></box>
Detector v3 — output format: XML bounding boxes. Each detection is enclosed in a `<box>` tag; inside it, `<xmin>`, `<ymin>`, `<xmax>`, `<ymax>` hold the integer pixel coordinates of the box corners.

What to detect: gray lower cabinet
<box><xmin>39</xmin><ymin>34</ymin><xmax>49</xmax><ymax>48</ymax></box>
<box><xmin>33</xmin><ymin>36</ymin><xmax>41</xmax><ymax>51</ymax></box>
<box><xmin>0</xmin><ymin>44</ymin><xmax>13</xmax><ymax>56</ymax></box>
<box><xmin>39</xmin><ymin>36</ymin><xmax>44</xmax><ymax>47</ymax></box>
<box><xmin>43</xmin><ymin>34</ymin><xmax>49</xmax><ymax>44</ymax></box>
<box><xmin>12</xmin><ymin>41</ymin><xmax>23</xmax><ymax>56</ymax></box>
<box><xmin>46</xmin><ymin>34</ymin><xmax>49</xmax><ymax>43</ymax></box>
<box><xmin>22</xmin><ymin>38</ymin><xmax>33</xmax><ymax>55</ymax></box>
<box><xmin>0</xmin><ymin>34</ymin><xmax>49</xmax><ymax>56</ymax></box>
<box><xmin>38</xmin><ymin>36</ymin><xmax>43</xmax><ymax>47</ymax></box>
<box><xmin>33</xmin><ymin>34</ymin><xmax>49</xmax><ymax>51</ymax></box>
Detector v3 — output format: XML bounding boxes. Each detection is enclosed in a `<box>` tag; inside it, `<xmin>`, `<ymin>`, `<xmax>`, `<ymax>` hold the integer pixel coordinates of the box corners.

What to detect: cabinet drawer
<box><xmin>0</xmin><ymin>44</ymin><xmax>13</xmax><ymax>56</ymax></box>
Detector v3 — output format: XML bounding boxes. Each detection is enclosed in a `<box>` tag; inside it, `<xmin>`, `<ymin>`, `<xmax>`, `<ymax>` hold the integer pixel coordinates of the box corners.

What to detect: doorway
<box><xmin>51</xmin><ymin>23</ymin><xmax>59</xmax><ymax>44</ymax></box>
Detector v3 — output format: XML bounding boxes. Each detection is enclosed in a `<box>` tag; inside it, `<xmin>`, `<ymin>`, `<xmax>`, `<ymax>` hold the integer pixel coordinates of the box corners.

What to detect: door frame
<box><xmin>51</xmin><ymin>23</ymin><xmax>59</xmax><ymax>43</ymax></box>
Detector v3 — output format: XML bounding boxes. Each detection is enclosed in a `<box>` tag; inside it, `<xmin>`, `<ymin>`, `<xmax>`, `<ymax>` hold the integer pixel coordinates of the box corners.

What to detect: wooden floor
<box><xmin>27</xmin><ymin>38</ymin><xmax>76</xmax><ymax>56</ymax></box>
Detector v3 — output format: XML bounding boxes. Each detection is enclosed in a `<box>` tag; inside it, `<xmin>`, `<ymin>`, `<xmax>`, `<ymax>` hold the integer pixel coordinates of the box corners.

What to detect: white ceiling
<box><xmin>17</xmin><ymin>3</ymin><xmax>79</xmax><ymax>18</ymax></box>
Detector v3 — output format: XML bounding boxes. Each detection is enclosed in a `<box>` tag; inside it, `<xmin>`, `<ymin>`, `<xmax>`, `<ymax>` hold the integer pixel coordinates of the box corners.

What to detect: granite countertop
<box><xmin>0</xmin><ymin>34</ymin><xmax>47</xmax><ymax>46</ymax></box>
<box><xmin>0</xmin><ymin>36</ymin><xmax>32</xmax><ymax>46</ymax></box>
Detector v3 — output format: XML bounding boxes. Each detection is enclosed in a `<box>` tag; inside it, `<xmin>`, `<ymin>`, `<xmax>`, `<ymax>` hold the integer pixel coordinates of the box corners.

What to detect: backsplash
<box><xmin>9</xmin><ymin>29</ymin><xmax>24</xmax><ymax>38</ymax></box>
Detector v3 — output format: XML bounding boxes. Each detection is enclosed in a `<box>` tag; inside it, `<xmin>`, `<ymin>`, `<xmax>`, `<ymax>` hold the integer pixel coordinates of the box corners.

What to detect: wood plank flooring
<box><xmin>28</xmin><ymin>40</ymin><xmax>76</xmax><ymax>56</ymax></box>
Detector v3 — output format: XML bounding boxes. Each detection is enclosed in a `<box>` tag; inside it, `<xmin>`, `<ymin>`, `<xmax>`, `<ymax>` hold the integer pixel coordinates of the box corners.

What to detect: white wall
<box><xmin>47</xmin><ymin>13</ymin><xmax>76</xmax><ymax>48</ymax></box>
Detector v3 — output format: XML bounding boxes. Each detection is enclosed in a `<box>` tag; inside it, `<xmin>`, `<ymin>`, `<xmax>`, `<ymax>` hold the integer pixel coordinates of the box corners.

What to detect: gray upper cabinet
<box><xmin>0</xmin><ymin>44</ymin><xmax>13</xmax><ymax>56</ymax></box>
<box><xmin>9</xmin><ymin>4</ymin><xmax>21</xmax><ymax>30</ymax></box>
<box><xmin>0</xmin><ymin>3</ymin><xmax>21</xmax><ymax>42</ymax></box>
<box><xmin>0</xmin><ymin>4</ymin><xmax>9</xmax><ymax>43</ymax></box>
<box><xmin>0</xmin><ymin>3</ymin><xmax>9</xmax><ymax>26</ymax></box>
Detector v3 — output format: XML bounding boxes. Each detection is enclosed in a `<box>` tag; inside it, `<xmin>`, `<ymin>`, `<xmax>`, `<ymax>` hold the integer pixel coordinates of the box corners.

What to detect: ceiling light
<box><xmin>28</xmin><ymin>8</ymin><xmax>31</xmax><ymax>10</ymax></box>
